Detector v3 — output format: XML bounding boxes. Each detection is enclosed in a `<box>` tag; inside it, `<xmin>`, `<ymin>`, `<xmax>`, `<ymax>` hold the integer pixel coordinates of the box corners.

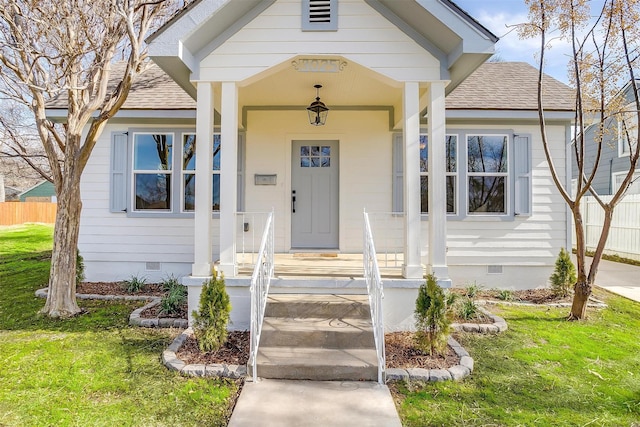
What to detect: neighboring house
<box><xmin>3</xmin><ymin>186</ymin><xmax>21</xmax><ymax>202</ymax></box>
<box><xmin>18</xmin><ymin>180</ymin><xmax>56</xmax><ymax>202</ymax></box>
<box><xmin>46</xmin><ymin>0</ymin><xmax>575</xmax><ymax>331</ymax></box>
<box><xmin>572</xmin><ymin>79</ymin><xmax>640</xmax><ymax>195</ymax></box>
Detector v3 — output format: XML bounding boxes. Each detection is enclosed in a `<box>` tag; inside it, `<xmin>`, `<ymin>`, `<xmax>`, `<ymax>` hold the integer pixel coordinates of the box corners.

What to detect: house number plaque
<box><xmin>292</xmin><ymin>58</ymin><xmax>347</xmax><ymax>73</ymax></box>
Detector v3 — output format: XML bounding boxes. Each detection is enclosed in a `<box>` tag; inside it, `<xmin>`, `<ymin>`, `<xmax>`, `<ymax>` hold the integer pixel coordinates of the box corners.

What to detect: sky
<box><xmin>452</xmin><ymin>0</ymin><xmax>573</xmax><ymax>84</ymax></box>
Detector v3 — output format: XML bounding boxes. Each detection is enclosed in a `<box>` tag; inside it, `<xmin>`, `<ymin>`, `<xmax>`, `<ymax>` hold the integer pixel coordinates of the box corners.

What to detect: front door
<box><xmin>291</xmin><ymin>140</ymin><xmax>339</xmax><ymax>249</ymax></box>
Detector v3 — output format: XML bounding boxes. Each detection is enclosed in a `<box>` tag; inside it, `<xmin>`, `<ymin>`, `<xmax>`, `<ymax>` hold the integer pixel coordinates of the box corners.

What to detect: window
<box><xmin>612</xmin><ymin>170</ymin><xmax>640</xmax><ymax>195</ymax></box>
<box><xmin>111</xmin><ymin>129</ymin><xmax>244</xmax><ymax>217</ymax></box>
<box><xmin>132</xmin><ymin>133</ymin><xmax>173</xmax><ymax>211</ymax></box>
<box><xmin>419</xmin><ymin>135</ymin><xmax>457</xmax><ymax>214</ymax></box>
<box><xmin>182</xmin><ymin>133</ymin><xmax>222</xmax><ymax>212</ymax></box>
<box><xmin>467</xmin><ymin>135</ymin><xmax>508</xmax><ymax>214</ymax></box>
<box><xmin>391</xmin><ymin>131</ymin><xmax>528</xmax><ymax>219</ymax></box>
<box><xmin>618</xmin><ymin>108</ymin><xmax>638</xmax><ymax>157</ymax></box>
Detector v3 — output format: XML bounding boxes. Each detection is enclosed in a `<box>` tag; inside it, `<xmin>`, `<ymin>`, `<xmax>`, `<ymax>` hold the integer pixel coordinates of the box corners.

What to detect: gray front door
<box><xmin>291</xmin><ymin>140</ymin><xmax>339</xmax><ymax>249</ymax></box>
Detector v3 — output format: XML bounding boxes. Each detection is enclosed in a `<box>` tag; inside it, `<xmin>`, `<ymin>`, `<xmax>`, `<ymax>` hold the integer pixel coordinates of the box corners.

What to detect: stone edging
<box><xmin>451</xmin><ymin>306</ymin><xmax>508</xmax><ymax>334</ymax></box>
<box><xmin>386</xmin><ymin>337</ymin><xmax>474</xmax><ymax>383</ymax></box>
<box><xmin>477</xmin><ymin>298</ymin><xmax>607</xmax><ymax>309</ymax></box>
<box><xmin>35</xmin><ymin>288</ymin><xmax>188</xmax><ymax>329</ymax></box>
<box><xmin>162</xmin><ymin>327</ymin><xmax>247</xmax><ymax>379</ymax></box>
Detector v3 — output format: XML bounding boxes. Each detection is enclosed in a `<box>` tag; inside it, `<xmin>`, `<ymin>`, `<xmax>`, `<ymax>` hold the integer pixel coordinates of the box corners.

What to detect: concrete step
<box><xmin>254</xmin><ymin>346</ymin><xmax>379</xmax><ymax>381</ymax></box>
<box><xmin>260</xmin><ymin>317</ymin><xmax>375</xmax><ymax>349</ymax></box>
<box><xmin>265</xmin><ymin>294</ymin><xmax>370</xmax><ymax>319</ymax></box>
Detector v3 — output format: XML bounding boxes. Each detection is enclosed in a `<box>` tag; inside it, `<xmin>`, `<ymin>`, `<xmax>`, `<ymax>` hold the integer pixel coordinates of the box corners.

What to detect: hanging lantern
<box><xmin>306</xmin><ymin>84</ymin><xmax>329</xmax><ymax>126</ymax></box>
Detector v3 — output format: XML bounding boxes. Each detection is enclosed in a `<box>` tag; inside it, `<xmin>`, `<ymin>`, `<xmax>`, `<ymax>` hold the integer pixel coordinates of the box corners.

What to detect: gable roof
<box><xmin>147</xmin><ymin>0</ymin><xmax>498</xmax><ymax>97</ymax></box>
<box><xmin>446</xmin><ymin>62</ymin><xmax>575</xmax><ymax>111</ymax></box>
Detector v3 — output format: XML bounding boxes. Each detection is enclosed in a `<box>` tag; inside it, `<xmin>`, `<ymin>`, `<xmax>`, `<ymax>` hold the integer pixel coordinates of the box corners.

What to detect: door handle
<box><xmin>292</xmin><ymin>190</ymin><xmax>296</xmax><ymax>213</ymax></box>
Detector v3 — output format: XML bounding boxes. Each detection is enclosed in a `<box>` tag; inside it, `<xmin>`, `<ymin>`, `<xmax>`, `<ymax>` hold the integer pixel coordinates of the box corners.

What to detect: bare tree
<box><xmin>0</xmin><ymin>0</ymin><xmax>187</xmax><ymax>318</ymax></box>
<box><xmin>522</xmin><ymin>0</ymin><xmax>640</xmax><ymax>319</ymax></box>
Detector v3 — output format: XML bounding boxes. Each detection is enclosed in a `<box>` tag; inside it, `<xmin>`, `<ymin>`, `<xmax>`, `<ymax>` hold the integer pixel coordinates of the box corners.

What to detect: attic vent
<box><xmin>303</xmin><ymin>0</ymin><xmax>338</xmax><ymax>31</ymax></box>
<box><xmin>487</xmin><ymin>265</ymin><xmax>503</xmax><ymax>275</ymax></box>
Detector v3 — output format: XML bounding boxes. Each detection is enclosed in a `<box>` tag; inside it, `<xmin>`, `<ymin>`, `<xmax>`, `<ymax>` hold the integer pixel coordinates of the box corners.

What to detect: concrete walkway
<box><xmin>588</xmin><ymin>257</ymin><xmax>640</xmax><ymax>303</ymax></box>
<box><xmin>228</xmin><ymin>379</ymin><xmax>402</xmax><ymax>427</ymax></box>
<box><xmin>573</xmin><ymin>254</ymin><xmax>640</xmax><ymax>302</ymax></box>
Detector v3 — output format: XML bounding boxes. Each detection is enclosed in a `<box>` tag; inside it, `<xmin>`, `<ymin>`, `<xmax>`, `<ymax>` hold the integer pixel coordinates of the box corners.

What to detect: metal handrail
<box><xmin>363</xmin><ymin>210</ymin><xmax>386</xmax><ymax>384</ymax></box>
<box><xmin>248</xmin><ymin>210</ymin><xmax>274</xmax><ymax>382</ymax></box>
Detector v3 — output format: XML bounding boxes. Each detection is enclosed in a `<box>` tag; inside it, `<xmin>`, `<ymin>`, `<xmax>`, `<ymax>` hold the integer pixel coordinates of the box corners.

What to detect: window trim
<box><xmin>612</xmin><ymin>170</ymin><xmax>640</xmax><ymax>195</ymax></box>
<box><xmin>419</xmin><ymin>134</ymin><xmax>458</xmax><ymax>216</ymax></box>
<box><xmin>465</xmin><ymin>133</ymin><xmax>510</xmax><ymax>217</ymax></box>
<box><xmin>131</xmin><ymin>131</ymin><xmax>176</xmax><ymax>213</ymax></box>
<box><xmin>618</xmin><ymin>106</ymin><xmax>638</xmax><ymax>158</ymax></box>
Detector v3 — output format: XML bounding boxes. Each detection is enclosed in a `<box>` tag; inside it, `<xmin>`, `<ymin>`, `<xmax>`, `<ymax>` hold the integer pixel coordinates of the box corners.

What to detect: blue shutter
<box><xmin>392</xmin><ymin>133</ymin><xmax>403</xmax><ymax>213</ymax></box>
<box><xmin>514</xmin><ymin>134</ymin><xmax>532</xmax><ymax>216</ymax></box>
<box><xmin>110</xmin><ymin>132</ymin><xmax>128</xmax><ymax>212</ymax></box>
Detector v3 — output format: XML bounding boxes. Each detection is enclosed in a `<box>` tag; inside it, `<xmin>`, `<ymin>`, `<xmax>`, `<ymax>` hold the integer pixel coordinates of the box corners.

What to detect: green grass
<box><xmin>0</xmin><ymin>224</ymin><xmax>238</xmax><ymax>426</ymax></box>
<box><xmin>393</xmin><ymin>290</ymin><xmax>640</xmax><ymax>426</ymax></box>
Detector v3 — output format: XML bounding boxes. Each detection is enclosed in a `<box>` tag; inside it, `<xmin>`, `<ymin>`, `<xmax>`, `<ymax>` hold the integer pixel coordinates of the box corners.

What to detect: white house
<box><xmin>47</xmin><ymin>0</ymin><xmax>575</xmax><ymax>331</ymax></box>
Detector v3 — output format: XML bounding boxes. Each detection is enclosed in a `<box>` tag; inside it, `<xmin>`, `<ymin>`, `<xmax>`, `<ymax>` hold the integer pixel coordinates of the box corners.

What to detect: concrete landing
<box><xmin>227</xmin><ymin>379</ymin><xmax>402</xmax><ymax>427</ymax></box>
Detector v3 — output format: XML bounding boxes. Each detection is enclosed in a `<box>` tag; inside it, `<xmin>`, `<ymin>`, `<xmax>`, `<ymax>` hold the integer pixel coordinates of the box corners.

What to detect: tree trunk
<box><xmin>569</xmin><ymin>204</ymin><xmax>591</xmax><ymax>320</ymax></box>
<box><xmin>41</xmin><ymin>167</ymin><xmax>82</xmax><ymax>318</ymax></box>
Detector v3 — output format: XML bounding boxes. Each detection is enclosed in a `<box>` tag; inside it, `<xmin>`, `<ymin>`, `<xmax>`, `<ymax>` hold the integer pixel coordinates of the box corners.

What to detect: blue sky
<box><xmin>452</xmin><ymin>0</ymin><xmax>572</xmax><ymax>84</ymax></box>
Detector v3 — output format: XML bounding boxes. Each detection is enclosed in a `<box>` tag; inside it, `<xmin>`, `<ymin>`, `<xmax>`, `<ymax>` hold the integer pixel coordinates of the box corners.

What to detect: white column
<box><xmin>192</xmin><ymin>82</ymin><xmax>214</xmax><ymax>277</ymax></box>
<box><xmin>427</xmin><ymin>81</ymin><xmax>451</xmax><ymax>286</ymax></box>
<box><xmin>218</xmin><ymin>81</ymin><xmax>238</xmax><ymax>277</ymax></box>
<box><xmin>403</xmin><ymin>82</ymin><xmax>423</xmax><ymax>279</ymax></box>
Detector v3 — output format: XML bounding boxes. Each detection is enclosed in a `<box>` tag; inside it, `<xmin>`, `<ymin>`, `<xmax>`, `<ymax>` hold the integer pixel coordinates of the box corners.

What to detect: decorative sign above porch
<box><xmin>292</xmin><ymin>58</ymin><xmax>347</xmax><ymax>73</ymax></box>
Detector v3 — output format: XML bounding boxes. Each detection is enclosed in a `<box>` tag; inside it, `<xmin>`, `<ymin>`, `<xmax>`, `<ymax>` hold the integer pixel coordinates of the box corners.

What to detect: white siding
<box><xmin>200</xmin><ymin>0</ymin><xmax>441</xmax><ymax>82</ymax></box>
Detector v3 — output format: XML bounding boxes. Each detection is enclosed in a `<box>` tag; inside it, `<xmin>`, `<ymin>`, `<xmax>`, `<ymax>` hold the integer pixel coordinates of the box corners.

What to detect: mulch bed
<box><xmin>77</xmin><ymin>281</ymin><xmax>166</xmax><ymax>297</ymax></box>
<box><xmin>140</xmin><ymin>302</ymin><xmax>188</xmax><ymax>319</ymax></box>
<box><xmin>451</xmin><ymin>287</ymin><xmax>572</xmax><ymax>304</ymax></box>
<box><xmin>177</xmin><ymin>332</ymin><xmax>250</xmax><ymax>366</ymax></box>
<box><xmin>385</xmin><ymin>332</ymin><xmax>459</xmax><ymax>369</ymax></box>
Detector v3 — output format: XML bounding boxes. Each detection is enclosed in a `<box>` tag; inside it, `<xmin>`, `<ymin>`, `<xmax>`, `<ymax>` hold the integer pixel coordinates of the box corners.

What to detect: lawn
<box><xmin>393</xmin><ymin>290</ymin><xmax>640</xmax><ymax>426</ymax></box>
<box><xmin>0</xmin><ymin>224</ymin><xmax>239</xmax><ymax>426</ymax></box>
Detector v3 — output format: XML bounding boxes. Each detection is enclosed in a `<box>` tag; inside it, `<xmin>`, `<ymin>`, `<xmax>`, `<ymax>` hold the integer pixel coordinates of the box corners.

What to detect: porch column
<box><xmin>427</xmin><ymin>81</ymin><xmax>451</xmax><ymax>286</ymax></box>
<box><xmin>192</xmin><ymin>82</ymin><xmax>214</xmax><ymax>277</ymax></box>
<box><xmin>402</xmin><ymin>81</ymin><xmax>423</xmax><ymax>279</ymax></box>
<box><xmin>218</xmin><ymin>81</ymin><xmax>238</xmax><ymax>277</ymax></box>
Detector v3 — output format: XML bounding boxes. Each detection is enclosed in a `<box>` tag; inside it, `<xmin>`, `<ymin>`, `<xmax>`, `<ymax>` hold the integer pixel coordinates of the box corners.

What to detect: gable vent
<box><xmin>303</xmin><ymin>0</ymin><xmax>338</xmax><ymax>31</ymax></box>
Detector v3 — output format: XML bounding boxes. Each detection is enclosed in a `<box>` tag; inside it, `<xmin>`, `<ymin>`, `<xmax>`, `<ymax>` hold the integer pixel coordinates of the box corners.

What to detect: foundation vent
<box><xmin>487</xmin><ymin>265</ymin><xmax>503</xmax><ymax>275</ymax></box>
<box><xmin>145</xmin><ymin>262</ymin><xmax>161</xmax><ymax>271</ymax></box>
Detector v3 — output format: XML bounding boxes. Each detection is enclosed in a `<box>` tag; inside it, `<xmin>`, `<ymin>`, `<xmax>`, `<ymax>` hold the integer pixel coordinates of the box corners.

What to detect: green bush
<box><xmin>549</xmin><ymin>248</ymin><xmax>577</xmax><ymax>297</ymax></box>
<box><xmin>160</xmin><ymin>284</ymin><xmax>187</xmax><ymax>315</ymax></box>
<box><xmin>464</xmin><ymin>282</ymin><xmax>483</xmax><ymax>298</ymax></box>
<box><xmin>192</xmin><ymin>270</ymin><xmax>231</xmax><ymax>352</ymax></box>
<box><xmin>457</xmin><ymin>297</ymin><xmax>478</xmax><ymax>321</ymax></box>
<box><xmin>121</xmin><ymin>275</ymin><xmax>147</xmax><ymax>294</ymax></box>
<box><xmin>76</xmin><ymin>250</ymin><xmax>85</xmax><ymax>286</ymax></box>
<box><xmin>160</xmin><ymin>274</ymin><xmax>181</xmax><ymax>292</ymax></box>
<box><xmin>496</xmin><ymin>289</ymin><xmax>514</xmax><ymax>301</ymax></box>
<box><xmin>414</xmin><ymin>274</ymin><xmax>452</xmax><ymax>356</ymax></box>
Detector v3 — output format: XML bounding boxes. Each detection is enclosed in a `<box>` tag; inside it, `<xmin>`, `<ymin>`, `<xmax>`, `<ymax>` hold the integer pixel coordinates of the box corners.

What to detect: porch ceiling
<box><xmin>237</xmin><ymin>56</ymin><xmax>407</xmax><ymax>109</ymax></box>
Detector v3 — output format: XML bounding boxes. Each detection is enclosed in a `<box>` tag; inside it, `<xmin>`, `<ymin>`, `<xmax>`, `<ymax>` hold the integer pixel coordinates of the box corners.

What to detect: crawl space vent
<box><xmin>487</xmin><ymin>265</ymin><xmax>503</xmax><ymax>275</ymax></box>
<box><xmin>145</xmin><ymin>262</ymin><xmax>161</xmax><ymax>271</ymax></box>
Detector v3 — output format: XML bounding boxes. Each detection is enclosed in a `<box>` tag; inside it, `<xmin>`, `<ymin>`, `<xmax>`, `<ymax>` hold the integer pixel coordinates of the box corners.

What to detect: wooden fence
<box><xmin>0</xmin><ymin>202</ymin><xmax>57</xmax><ymax>226</ymax></box>
<box><xmin>581</xmin><ymin>194</ymin><xmax>640</xmax><ymax>261</ymax></box>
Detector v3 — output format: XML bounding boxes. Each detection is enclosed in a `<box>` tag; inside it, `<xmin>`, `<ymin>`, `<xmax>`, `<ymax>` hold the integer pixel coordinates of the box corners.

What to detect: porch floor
<box><xmin>236</xmin><ymin>253</ymin><xmax>407</xmax><ymax>279</ymax></box>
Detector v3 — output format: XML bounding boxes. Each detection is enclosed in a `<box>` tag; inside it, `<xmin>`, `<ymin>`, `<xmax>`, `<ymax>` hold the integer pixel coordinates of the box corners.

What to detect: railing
<box><xmin>363</xmin><ymin>210</ymin><xmax>386</xmax><ymax>384</ymax></box>
<box><xmin>236</xmin><ymin>212</ymin><xmax>274</xmax><ymax>270</ymax></box>
<box><xmin>248</xmin><ymin>211</ymin><xmax>275</xmax><ymax>382</ymax></box>
<box><xmin>365</xmin><ymin>212</ymin><xmax>405</xmax><ymax>270</ymax></box>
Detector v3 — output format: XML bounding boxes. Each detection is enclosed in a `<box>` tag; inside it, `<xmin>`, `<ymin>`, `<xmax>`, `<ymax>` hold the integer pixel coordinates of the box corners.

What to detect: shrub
<box><xmin>496</xmin><ymin>289</ymin><xmax>514</xmax><ymax>301</ymax></box>
<box><xmin>160</xmin><ymin>284</ymin><xmax>187</xmax><ymax>315</ymax></box>
<box><xmin>464</xmin><ymin>282</ymin><xmax>483</xmax><ymax>299</ymax></box>
<box><xmin>76</xmin><ymin>250</ymin><xmax>85</xmax><ymax>286</ymax></box>
<box><xmin>549</xmin><ymin>248</ymin><xmax>577</xmax><ymax>298</ymax></box>
<box><xmin>457</xmin><ymin>297</ymin><xmax>478</xmax><ymax>321</ymax></box>
<box><xmin>122</xmin><ymin>275</ymin><xmax>147</xmax><ymax>294</ymax></box>
<box><xmin>160</xmin><ymin>274</ymin><xmax>181</xmax><ymax>292</ymax></box>
<box><xmin>192</xmin><ymin>270</ymin><xmax>231</xmax><ymax>352</ymax></box>
<box><xmin>414</xmin><ymin>274</ymin><xmax>452</xmax><ymax>356</ymax></box>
